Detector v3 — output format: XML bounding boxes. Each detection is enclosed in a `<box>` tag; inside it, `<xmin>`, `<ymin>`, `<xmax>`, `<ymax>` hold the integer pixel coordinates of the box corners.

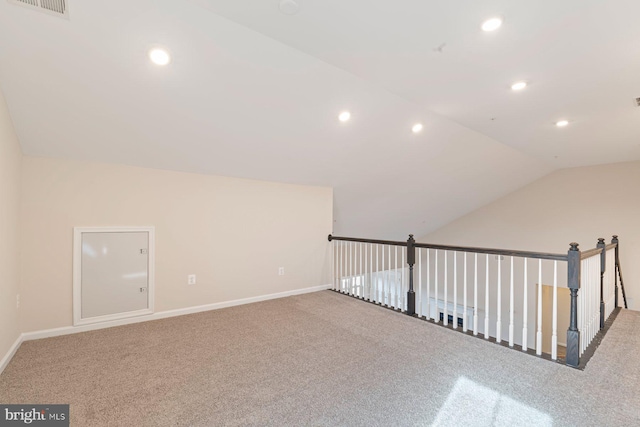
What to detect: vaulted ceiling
<box><xmin>0</xmin><ymin>0</ymin><xmax>638</xmax><ymax>239</ymax></box>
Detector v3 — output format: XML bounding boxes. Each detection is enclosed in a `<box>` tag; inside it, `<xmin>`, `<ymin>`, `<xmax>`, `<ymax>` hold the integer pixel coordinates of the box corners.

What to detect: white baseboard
<box><xmin>22</xmin><ymin>284</ymin><xmax>332</xmax><ymax>341</ymax></box>
<box><xmin>0</xmin><ymin>334</ymin><xmax>24</xmax><ymax>376</ymax></box>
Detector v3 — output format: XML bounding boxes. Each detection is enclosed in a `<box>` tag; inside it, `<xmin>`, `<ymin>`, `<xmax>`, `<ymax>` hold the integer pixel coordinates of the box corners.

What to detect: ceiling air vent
<box><xmin>8</xmin><ymin>0</ymin><xmax>68</xmax><ymax>18</ymax></box>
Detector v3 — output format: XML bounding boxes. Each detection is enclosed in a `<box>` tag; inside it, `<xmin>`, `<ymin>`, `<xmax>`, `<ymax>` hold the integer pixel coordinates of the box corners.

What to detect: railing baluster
<box><xmin>331</xmin><ymin>240</ymin><xmax>335</xmax><ymax>290</ymax></box>
<box><xmin>366</xmin><ymin>244</ymin><xmax>370</xmax><ymax>300</ymax></box>
<box><xmin>344</xmin><ymin>241</ymin><xmax>348</xmax><ymax>294</ymax></box>
<box><xmin>349</xmin><ymin>241</ymin><xmax>353</xmax><ymax>295</ymax></box>
<box><xmin>586</xmin><ymin>257</ymin><xmax>589</xmax><ymax>351</ymax></box>
<box><xmin>381</xmin><ymin>245</ymin><xmax>384</xmax><ymax>304</ymax></box>
<box><xmin>485</xmin><ymin>254</ymin><xmax>490</xmax><ymax>340</ymax></box>
<box><xmin>418</xmin><ymin>248</ymin><xmax>422</xmax><ymax>317</ymax></box>
<box><xmin>402</xmin><ymin>247</ymin><xmax>406</xmax><ymax>311</ymax></box>
<box><xmin>579</xmin><ymin>262</ymin><xmax>583</xmax><ymax>355</ymax></box>
<box><xmin>522</xmin><ymin>258</ymin><xmax>528</xmax><ymax>352</ymax></box>
<box><xmin>589</xmin><ymin>257</ymin><xmax>592</xmax><ymax>348</ymax></box>
<box><xmin>376</xmin><ymin>244</ymin><xmax>380</xmax><ymax>303</ymax></box>
<box><xmin>353</xmin><ymin>242</ymin><xmax>357</xmax><ymax>296</ymax></box>
<box><xmin>587</xmin><ymin>257</ymin><xmax>596</xmax><ymax>346</ymax></box>
<box><xmin>509</xmin><ymin>256</ymin><xmax>514</xmax><ymax>347</ymax></box>
<box><xmin>386</xmin><ymin>245</ymin><xmax>391</xmax><ymax>306</ymax></box>
<box><xmin>592</xmin><ymin>257</ymin><xmax>596</xmax><ymax>340</ymax></box>
<box><xmin>345</xmin><ymin>241</ymin><xmax>349</xmax><ymax>294</ymax></box>
<box><xmin>395</xmin><ymin>245</ymin><xmax>399</xmax><ymax>310</ymax></box>
<box><xmin>363</xmin><ymin>243</ymin><xmax>367</xmax><ymax>300</ymax></box>
<box><xmin>444</xmin><ymin>251</ymin><xmax>448</xmax><ymax>326</ymax></box>
<box><xmin>586</xmin><ymin>258</ymin><xmax>591</xmax><ymax>352</ymax></box>
<box><xmin>364</xmin><ymin>244</ymin><xmax>368</xmax><ymax>300</ymax></box>
<box><xmin>463</xmin><ymin>252</ymin><xmax>468</xmax><ymax>333</ymax></box>
<box><xmin>359</xmin><ymin>242</ymin><xmax>363</xmax><ymax>299</ymax></box>
<box><xmin>496</xmin><ymin>256</ymin><xmax>502</xmax><ymax>343</ymax></box>
<box><xmin>329</xmin><ymin>234</ymin><xmax>616</xmax><ymax>369</ymax></box>
<box><xmin>371</xmin><ymin>245</ymin><xmax>375</xmax><ymax>302</ymax></box>
<box><xmin>552</xmin><ymin>260</ymin><xmax>558</xmax><ymax>360</ymax></box>
<box><xmin>613</xmin><ymin>237</ymin><xmax>618</xmax><ymax>307</ymax></box>
<box><xmin>453</xmin><ymin>251</ymin><xmax>458</xmax><ymax>329</ymax></box>
<box><xmin>592</xmin><ymin>257</ymin><xmax>596</xmax><ymax>337</ymax></box>
<box><xmin>427</xmin><ymin>249</ymin><xmax>431</xmax><ymax>320</ymax></box>
<box><xmin>369</xmin><ymin>244</ymin><xmax>373</xmax><ymax>302</ymax></box>
<box><xmin>331</xmin><ymin>240</ymin><xmax>335</xmax><ymax>291</ymax></box>
<box><xmin>578</xmin><ymin>259</ymin><xmax>584</xmax><ymax>354</ymax></box>
<box><xmin>473</xmin><ymin>253</ymin><xmax>478</xmax><ymax>336</ymax></box>
<box><xmin>337</xmin><ymin>242</ymin><xmax>340</xmax><ymax>292</ymax></box>
<box><xmin>585</xmin><ymin>258</ymin><xmax>589</xmax><ymax>353</ymax></box>
<box><xmin>341</xmin><ymin>242</ymin><xmax>345</xmax><ymax>293</ymax></box>
<box><xmin>597</xmin><ymin>239</ymin><xmax>605</xmax><ymax>329</ymax></box>
<box><xmin>337</xmin><ymin>241</ymin><xmax>341</xmax><ymax>291</ymax></box>
<box><xmin>592</xmin><ymin>257</ymin><xmax>595</xmax><ymax>344</ymax></box>
<box><xmin>338</xmin><ymin>241</ymin><xmax>342</xmax><ymax>293</ymax></box>
<box><xmin>381</xmin><ymin>246</ymin><xmax>385</xmax><ymax>305</ymax></box>
<box><xmin>536</xmin><ymin>259</ymin><xmax>542</xmax><ymax>356</ymax></box>
<box><xmin>435</xmin><ymin>250</ymin><xmax>439</xmax><ymax>322</ymax></box>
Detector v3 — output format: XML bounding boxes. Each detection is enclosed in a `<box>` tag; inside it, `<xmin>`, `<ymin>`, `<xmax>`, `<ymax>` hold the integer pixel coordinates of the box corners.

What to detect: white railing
<box><xmin>415</xmin><ymin>249</ymin><xmax>561</xmax><ymax>359</ymax></box>
<box><xmin>332</xmin><ymin>240</ymin><xmax>408</xmax><ymax>311</ymax></box>
<box><xmin>578</xmin><ymin>253</ymin><xmax>600</xmax><ymax>356</ymax></box>
<box><xmin>576</xmin><ymin>242</ymin><xmax>621</xmax><ymax>357</ymax></box>
<box><xmin>329</xmin><ymin>234</ymin><xmax>626</xmax><ymax>368</ymax></box>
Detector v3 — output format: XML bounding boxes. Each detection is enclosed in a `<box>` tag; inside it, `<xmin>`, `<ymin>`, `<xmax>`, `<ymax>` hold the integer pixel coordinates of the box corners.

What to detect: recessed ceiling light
<box><xmin>279</xmin><ymin>0</ymin><xmax>299</xmax><ymax>15</ymax></box>
<box><xmin>482</xmin><ymin>17</ymin><xmax>503</xmax><ymax>32</ymax></box>
<box><xmin>149</xmin><ymin>48</ymin><xmax>171</xmax><ymax>66</ymax></box>
<box><xmin>511</xmin><ymin>81</ymin><xmax>527</xmax><ymax>91</ymax></box>
<box><xmin>556</xmin><ymin>120</ymin><xmax>569</xmax><ymax>127</ymax></box>
<box><xmin>412</xmin><ymin>123</ymin><xmax>424</xmax><ymax>134</ymax></box>
<box><xmin>338</xmin><ymin>111</ymin><xmax>351</xmax><ymax>122</ymax></box>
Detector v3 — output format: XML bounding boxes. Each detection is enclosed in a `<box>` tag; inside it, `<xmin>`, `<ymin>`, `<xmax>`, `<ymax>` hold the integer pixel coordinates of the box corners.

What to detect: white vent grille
<box><xmin>8</xmin><ymin>0</ymin><xmax>68</xmax><ymax>18</ymax></box>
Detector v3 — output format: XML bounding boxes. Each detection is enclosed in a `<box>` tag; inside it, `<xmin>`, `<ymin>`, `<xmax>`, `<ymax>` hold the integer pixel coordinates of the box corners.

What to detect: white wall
<box><xmin>20</xmin><ymin>157</ymin><xmax>333</xmax><ymax>332</ymax></box>
<box><xmin>0</xmin><ymin>87</ymin><xmax>22</xmax><ymax>362</ymax></box>
<box><xmin>421</xmin><ymin>161</ymin><xmax>640</xmax><ymax>311</ymax></box>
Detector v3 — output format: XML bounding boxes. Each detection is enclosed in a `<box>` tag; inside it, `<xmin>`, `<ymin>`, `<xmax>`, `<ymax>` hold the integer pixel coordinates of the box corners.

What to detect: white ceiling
<box><xmin>0</xmin><ymin>0</ymin><xmax>637</xmax><ymax>239</ymax></box>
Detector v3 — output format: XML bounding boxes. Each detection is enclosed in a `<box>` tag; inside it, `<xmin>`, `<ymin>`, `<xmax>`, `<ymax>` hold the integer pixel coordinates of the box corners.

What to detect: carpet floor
<box><xmin>1</xmin><ymin>290</ymin><xmax>639</xmax><ymax>426</ymax></box>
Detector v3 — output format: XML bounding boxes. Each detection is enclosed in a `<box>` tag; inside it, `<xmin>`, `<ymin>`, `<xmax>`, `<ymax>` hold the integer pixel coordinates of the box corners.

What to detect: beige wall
<box><xmin>0</xmin><ymin>88</ymin><xmax>22</xmax><ymax>359</ymax></box>
<box><xmin>20</xmin><ymin>157</ymin><xmax>333</xmax><ymax>332</ymax></box>
<box><xmin>421</xmin><ymin>161</ymin><xmax>640</xmax><ymax>311</ymax></box>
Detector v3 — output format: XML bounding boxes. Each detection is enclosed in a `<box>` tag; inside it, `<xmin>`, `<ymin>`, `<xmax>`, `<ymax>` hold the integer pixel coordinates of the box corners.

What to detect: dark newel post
<box><xmin>566</xmin><ymin>242</ymin><xmax>581</xmax><ymax>368</ymax></box>
<box><xmin>612</xmin><ymin>235</ymin><xmax>619</xmax><ymax>308</ymax></box>
<box><xmin>597</xmin><ymin>238</ymin><xmax>606</xmax><ymax>328</ymax></box>
<box><xmin>406</xmin><ymin>234</ymin><xmax>416</xmax><ymax>316</ymax></box>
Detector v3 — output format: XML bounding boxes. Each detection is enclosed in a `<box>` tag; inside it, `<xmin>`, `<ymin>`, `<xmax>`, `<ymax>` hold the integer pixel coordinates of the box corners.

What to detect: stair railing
<box><xmin>328</xmin><ymin>234</ymin><xmax>627</xmax><ymax>369</ymax></box>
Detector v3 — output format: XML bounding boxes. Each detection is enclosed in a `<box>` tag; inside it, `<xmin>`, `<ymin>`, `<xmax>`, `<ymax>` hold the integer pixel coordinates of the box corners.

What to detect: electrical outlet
<box><xmin>278</xmin><ymin>267</ymin><xmax>285</xmax><ymax>276</ymax></box>
<box><xmin>16</xmin><ymin>294</ymin><xmax>20</xmax><ymax>309</ymax></box>
<box><xmin>188</xmin><ymin>274</ymin><xmax>196</xmax><ymax>285</ymax></box>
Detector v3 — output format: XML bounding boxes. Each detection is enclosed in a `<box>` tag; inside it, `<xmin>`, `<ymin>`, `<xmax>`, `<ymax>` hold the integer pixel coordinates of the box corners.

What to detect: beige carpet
<box><xmin>1</xmin><ymin>290</ymin><xmax>639</xmax><ymax>426</ymax></box>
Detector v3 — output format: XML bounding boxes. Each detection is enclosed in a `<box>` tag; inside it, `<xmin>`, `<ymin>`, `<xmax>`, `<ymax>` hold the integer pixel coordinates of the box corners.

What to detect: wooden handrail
<box><xmin>327</xmin><ymin>235</ymin><xmax>406</xmax><ymax>247</ymax></box>
<box><xmin>414</xmin><ymin>242</ymin><xmax>567</xmax><ymax>261</ymax></box>
<box><xmin>328</xmin><ymin>234</ymin><xmax>567</xmax><ymax>261</ymax></box>
<box><xmin>580</xmin><ymin>247</ymin><xmax>603</xmax><ymax>259</ymax></box>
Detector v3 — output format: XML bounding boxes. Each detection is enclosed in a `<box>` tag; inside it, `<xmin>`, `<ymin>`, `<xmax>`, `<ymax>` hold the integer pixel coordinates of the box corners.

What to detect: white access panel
<box><xmin>73</xmin><ymin>227</ymin><xmax>155</xmax><ymax>326</ymax></box>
